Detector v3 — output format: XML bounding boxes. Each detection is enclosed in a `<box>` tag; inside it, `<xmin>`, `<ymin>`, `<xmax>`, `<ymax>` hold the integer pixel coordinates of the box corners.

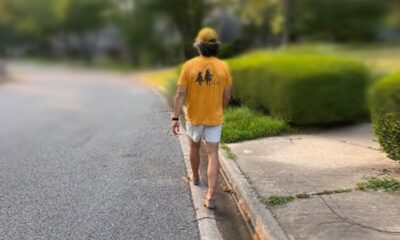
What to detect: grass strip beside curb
<box><xmin>222</xmin><ymin>107</ymin><xmax>291</xmax><ymax>143</ymax></box>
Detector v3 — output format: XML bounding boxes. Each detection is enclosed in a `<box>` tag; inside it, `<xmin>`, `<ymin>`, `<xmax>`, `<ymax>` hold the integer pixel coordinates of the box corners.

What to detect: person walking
<box><xmin>171</xmin><ymin>27</ymin><xmax>232</xmax><ymax>209</ymax></box>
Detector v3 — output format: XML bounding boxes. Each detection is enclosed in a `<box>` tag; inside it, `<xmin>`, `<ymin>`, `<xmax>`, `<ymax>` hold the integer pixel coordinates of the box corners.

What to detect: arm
<box><xmin>223</xmin><ymin>85</ymin><xmax>232</xmax><ymax>107</ymax></box>
<box><xmin>171</xmin><ymin>85</ymin><xmax>187</xmax><ymax>135</ymax></box>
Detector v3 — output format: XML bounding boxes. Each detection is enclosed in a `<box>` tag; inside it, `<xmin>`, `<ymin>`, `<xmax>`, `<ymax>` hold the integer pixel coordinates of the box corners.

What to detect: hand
<box><xmin>171</xmin><ymin>120</ymin><xmax>180</xmax><ymax>135</ymax></box>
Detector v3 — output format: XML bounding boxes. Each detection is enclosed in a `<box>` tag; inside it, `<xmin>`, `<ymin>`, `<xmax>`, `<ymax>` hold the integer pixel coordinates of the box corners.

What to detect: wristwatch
<box><xmin>172</xmin><ymin>117</ymin><xmax>179</xmax><ymax>121</ymax></box>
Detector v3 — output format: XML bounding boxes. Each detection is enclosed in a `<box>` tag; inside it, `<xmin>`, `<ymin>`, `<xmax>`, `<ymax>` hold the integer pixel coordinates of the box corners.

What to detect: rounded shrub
<box><xmin>228</xmin><ymin>53</ymin><xmax>370</xmax><ymax>125</ymax></box>
<box><xmin>369</xmin><ymin>72</ymin><xmax>400</xmax><ymax>161</ymax></box>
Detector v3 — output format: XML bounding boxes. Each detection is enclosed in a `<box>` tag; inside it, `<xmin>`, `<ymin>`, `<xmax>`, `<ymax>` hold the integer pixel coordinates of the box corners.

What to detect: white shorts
<box><xmin>186</xmin><ymin>122</ymin><xmax>222</xmax><ymax>143</ymax></box>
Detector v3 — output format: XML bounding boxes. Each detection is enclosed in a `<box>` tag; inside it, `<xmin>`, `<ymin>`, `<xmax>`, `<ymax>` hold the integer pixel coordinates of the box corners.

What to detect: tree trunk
<box><xmin>281</xmin><ymin>0</ymin><xmax>290</xmax><ymax>46</ymax></box>
<box><xmin>182</xmin><ymin>33</ymin><xmax>197</xmax><ymax>60</ymax></box>
<box><xmin>79</xmin><ymin>33</ymin><xmax>94</xmax><ymax>64</ymax></box>
<box><xmin>157</xmin><ymin>0</ymin><xmax>206</xmax><ymax>59</ymax></box>
<box><xmin>0</xmin><ymin>58</ymin><xmax>7</xmax><ymax>83</ymax></box>
<box><xmin>169</xmin><ymin>0</ymin><xmax>205</xmax><ymax>60</ymax></box>
<box><xmin>175</xmin><ymin>18</ymin><xmax>201</xmax><ymax>60</ymax></box>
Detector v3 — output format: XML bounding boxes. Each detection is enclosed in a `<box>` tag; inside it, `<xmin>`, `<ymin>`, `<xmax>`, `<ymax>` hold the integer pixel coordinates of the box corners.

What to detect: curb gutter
<box><xmin>178</xmin><ymin>105</ymin><xmax>288</xmax><ymax>240</ymax></box>
<box><xmin>217</xmin><ymin>148</ymin><xmax>289</xmax><ymax>240</ymax></box>
<box><xmin>153</xmin><ymin>87</ymin><xmax>286</xmax><ymax>240</ymax></box>
<box><xmin>177</xmin><ymin>124</ymin><xmax>224</xmax><ymax>240</ymax></box>
<box><xmin>152</xmin><ymin>90</ymin><xmax>223</xmax><ymax>240</ymax></box>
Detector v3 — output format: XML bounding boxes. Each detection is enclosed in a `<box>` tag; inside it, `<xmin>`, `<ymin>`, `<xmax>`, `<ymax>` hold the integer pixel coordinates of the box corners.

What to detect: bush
<box><xmin>290</xmin><ymin>0</ymin><xmax>388</xmax><ymax>42</ymax></box>
<box><xmin>228</xmin><ymin>53</ymin><xmax>370</xmax><ymax>125</ymax></box>
<box><xmin>369</xmin><ymin>72</ymin><xmax>400</xmax><ymax>161</ymax></box>
<box><xmin>222</xmin><ymin>107</ymin><xmax>290</xmax><ymax>143</ymax></box>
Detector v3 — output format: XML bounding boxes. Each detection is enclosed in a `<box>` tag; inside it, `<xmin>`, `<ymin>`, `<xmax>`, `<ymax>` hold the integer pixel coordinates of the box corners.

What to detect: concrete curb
<box><xmin>150</xmin><ymin>84</ymin><xmax>286</xmax><ymax>239</ymax></box>
<box><xmin>177</xmin><ymin>129</ymin><xmax>224</xmax><ymax>240</ymax></box>
<box><xmin>151</xmin><ymin>90</ymin><xmax>223</xmax><ymax>240</ymax></box>
<box><xmin>217</xmin><ymin>149</ymin><xmax>289</xmax><ymax>240</ymax></box>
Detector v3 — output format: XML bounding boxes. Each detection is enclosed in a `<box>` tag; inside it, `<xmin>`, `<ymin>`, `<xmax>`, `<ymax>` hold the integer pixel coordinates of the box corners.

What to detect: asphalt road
<box><xmin>0</xmin><ymin>64</ymin><xmax>199</xmax><ymax>240</ymax></box>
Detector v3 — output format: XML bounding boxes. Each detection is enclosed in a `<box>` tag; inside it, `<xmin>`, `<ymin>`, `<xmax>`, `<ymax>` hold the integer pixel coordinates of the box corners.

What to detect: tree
<box><xmin>240</xmin><ymin>0</ymin><xmax>389</xmax><ymax>44</ymax></box>
<box><xmin>288</xmin><ymin>0</ymin><xmax>389</xmax><ymax>42</ymax></box>
<box><xmin>0</xmin><ymin>26</ymin><xmax>17</xmax><ymax>79</ymax></box>
<box><xmin>0</xmin><ymin>0</ymin><xmax>61</xmax><ymax>77</ymax></box>
<box><xmin>0</xmin><ymin>0</ymin><xmax>61</xmax><ymax>49</ymax></box>
<box><xmin>153</xmin><ymin>0</ymin><xmax>209</xmax><ymax>59</ymax></box>
<box><xmin>214</xmin><ymin>0</ymin><xmax>289</xmax><ymax>47</ymax></box>
<box><xmin>57</xmin><ymin>0</ymin><xmax>111</xmax><ymax>62</ymax></box>
<box><xmin>110</xmin><ymin>0</ymin><xmax>159</xmax><ymax>65</ymax></box>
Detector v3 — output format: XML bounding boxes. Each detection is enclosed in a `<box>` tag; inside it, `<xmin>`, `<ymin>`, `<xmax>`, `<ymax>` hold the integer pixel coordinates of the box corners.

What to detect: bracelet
<box><xmin>172</xmin><ymin>117</ymin><xmax>179</xmax><ymax>121</ymax></box>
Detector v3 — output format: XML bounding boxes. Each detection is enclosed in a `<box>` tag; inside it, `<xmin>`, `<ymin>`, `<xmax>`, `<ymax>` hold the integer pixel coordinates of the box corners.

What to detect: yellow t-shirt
<box><xmin>178</xmin><ymin>56</ymin><xmax>232</xmax><ymax>125</ymax></box>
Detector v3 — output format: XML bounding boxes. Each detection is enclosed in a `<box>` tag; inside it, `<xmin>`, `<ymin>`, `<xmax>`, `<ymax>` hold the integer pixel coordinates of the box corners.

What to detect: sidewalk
<box><xmin>226</xmin><ymin>123</ymin><xmax>400</xmax><ymax>240</ymax></box>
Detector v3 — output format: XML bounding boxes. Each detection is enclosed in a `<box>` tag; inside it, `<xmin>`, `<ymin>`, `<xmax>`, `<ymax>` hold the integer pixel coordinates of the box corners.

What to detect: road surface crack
<box><xmin>319</xmin><ymin>195</ymin><xmax>400</xmax><ymax>234</ymax></box>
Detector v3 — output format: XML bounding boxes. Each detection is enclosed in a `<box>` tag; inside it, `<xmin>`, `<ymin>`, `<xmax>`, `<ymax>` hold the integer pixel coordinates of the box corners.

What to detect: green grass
<box><xmin>142</xmin><ymin>68</ymin><xmax>177</xmax><ymax>92</ymax></box>
<box><xmin>356</xmin><ymin>178</ymin><xmax>400</xmax><ymax>192</ymax></box>
<box><xmin>262</xmin><ymin>195</ymin><xmax>295</xmax><ymax>207</ymax></box>
<box><xmin>260</xmin><ymin>178</ymin><xmax>400</xmax><ymax>209</ymax></box>
<box><xmin>263</xmin><ymin>188</ymin><xmax>352</xmax><ymax>207</ymax></box>
<box><xmin>220</xmin><ymin>143</ymin><xmax>237</xmax><ymax>160</ymax></box>
<box><xmin>295</xmin><ymin>193</ymin><xmax>311</xmax><ymax>199</ymax></box>
<box><xmin>314</xmin><ymin>188</ymin><xmax>352</xmax><ymax>195</ymax></box>
<box><xmin>222</xmin><ymin>107</ymin><xmax>291</xmax><ymax>143</ymax></box>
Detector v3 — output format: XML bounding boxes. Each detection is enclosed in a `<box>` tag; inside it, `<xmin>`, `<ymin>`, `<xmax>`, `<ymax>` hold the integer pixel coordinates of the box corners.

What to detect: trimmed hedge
<box><xmin>228</xmin><ymin>53</ymin><xmax>370</xmax><ymax>125</ymax></box>
<box><xmin>369</xmin><ymin>72</ymin><xmax>400</xmax><ymax>161</ymax></box>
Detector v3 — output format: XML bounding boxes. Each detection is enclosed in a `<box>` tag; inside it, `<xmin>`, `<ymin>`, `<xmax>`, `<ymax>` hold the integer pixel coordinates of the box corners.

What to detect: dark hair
<box><xmin>198</xmin><ymin>43</ymin><xmax>219</xmax><ymax>57</ymax></box>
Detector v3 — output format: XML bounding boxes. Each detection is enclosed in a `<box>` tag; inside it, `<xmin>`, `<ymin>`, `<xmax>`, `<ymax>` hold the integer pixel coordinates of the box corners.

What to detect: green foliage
<box><xmin>241</xmin><ymin>0</ymin><xmax>279</xmax><ymax>26</ymax></box>
<box><xmin>228</xmin><ymin>52</ymin><xmax>370</xmax><ymax>125</ymax></box>
<box><xmin>222</xmin><ymin>107</ymin><xmax>290</xmax><ymax>143</ymax></box>
<box><xmin>369</xmin><ymin>72</ymin><xmax>400</xmax><ymax>160</ymax></box>
<box><xmin>219</xmin><ymin>40</ymin><xmax>248</xmax><ymax>59</ymax></box>
<box><xmin>236</xmin><ymin>0</ymin><xmax>389</xmax><ymax>45</ymax></box>
<box><xmin>0</xmin><ymin>0</ymin><xmax>60</xmax><ymax>39</ymax></box>
<box><xmin>0</xmin><ymin>0</ymin><xmax>110</xmax><ymax>59</ymax></box>
<box><xmin>152</xmin><ymin>0</ymin><xmax>208</xmax><ymax>59</ymax></box>
<box><xmin>289</xmin><ymin>0</ymin><xmax>389</xmax><ymax>42</ymax></box>
<box><xmin>263</xmin><ymin>187</ymin><xmax>355</xmax><ymax>207</ymax></box>
<box><xmin>357</xmin><ymin>178</ymin><xmax>400</xmax><ymax>192</ymax></box>
<box><xmin>0</xmin><ymin>0</ymin><xmax>394</xmax><ymax>65</ymax></box>
<box><xmin>111</xmin><ymin>0</ymin><xmax>158</xmax><ymax>65</ymax></box>
<box><xmin>61</xmin><ymin>0</ymin><xmax>110</xmax><ymax>34</ymax></box>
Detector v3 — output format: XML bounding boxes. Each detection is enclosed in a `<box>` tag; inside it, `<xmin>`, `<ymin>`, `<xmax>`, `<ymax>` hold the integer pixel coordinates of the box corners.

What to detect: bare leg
<box><xmin>189</xmin><ymin>139</ymin><xmax>201</xmax><ymax>180</ymax></box>
<box><xmin>205</xmin><ymin>142</ymin><xmax>219</xmax><ymax>199</ymax></box>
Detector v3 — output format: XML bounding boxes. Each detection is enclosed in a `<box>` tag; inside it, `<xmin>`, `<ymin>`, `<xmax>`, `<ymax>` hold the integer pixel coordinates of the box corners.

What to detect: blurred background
<box><xmin>0</xmin><ymin>0</ymin><xmax>400</xmax><ymax>69</ymax></box>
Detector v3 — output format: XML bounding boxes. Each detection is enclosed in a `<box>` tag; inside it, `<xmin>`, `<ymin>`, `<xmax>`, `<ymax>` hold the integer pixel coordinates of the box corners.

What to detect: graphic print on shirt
<box><xmin>195</xmin><ymin>63</ymin><xmax>219</xmax><ymax>86</ymax></box>
<box><xmin>204</xmin><ymin>69</ymin><xmax>213</xmax><ymax>86</ymax></box>
<box><xmin>196</xmin><ymin>72</ymin><xmax>204</xmax><ymax>86</ymax></box>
